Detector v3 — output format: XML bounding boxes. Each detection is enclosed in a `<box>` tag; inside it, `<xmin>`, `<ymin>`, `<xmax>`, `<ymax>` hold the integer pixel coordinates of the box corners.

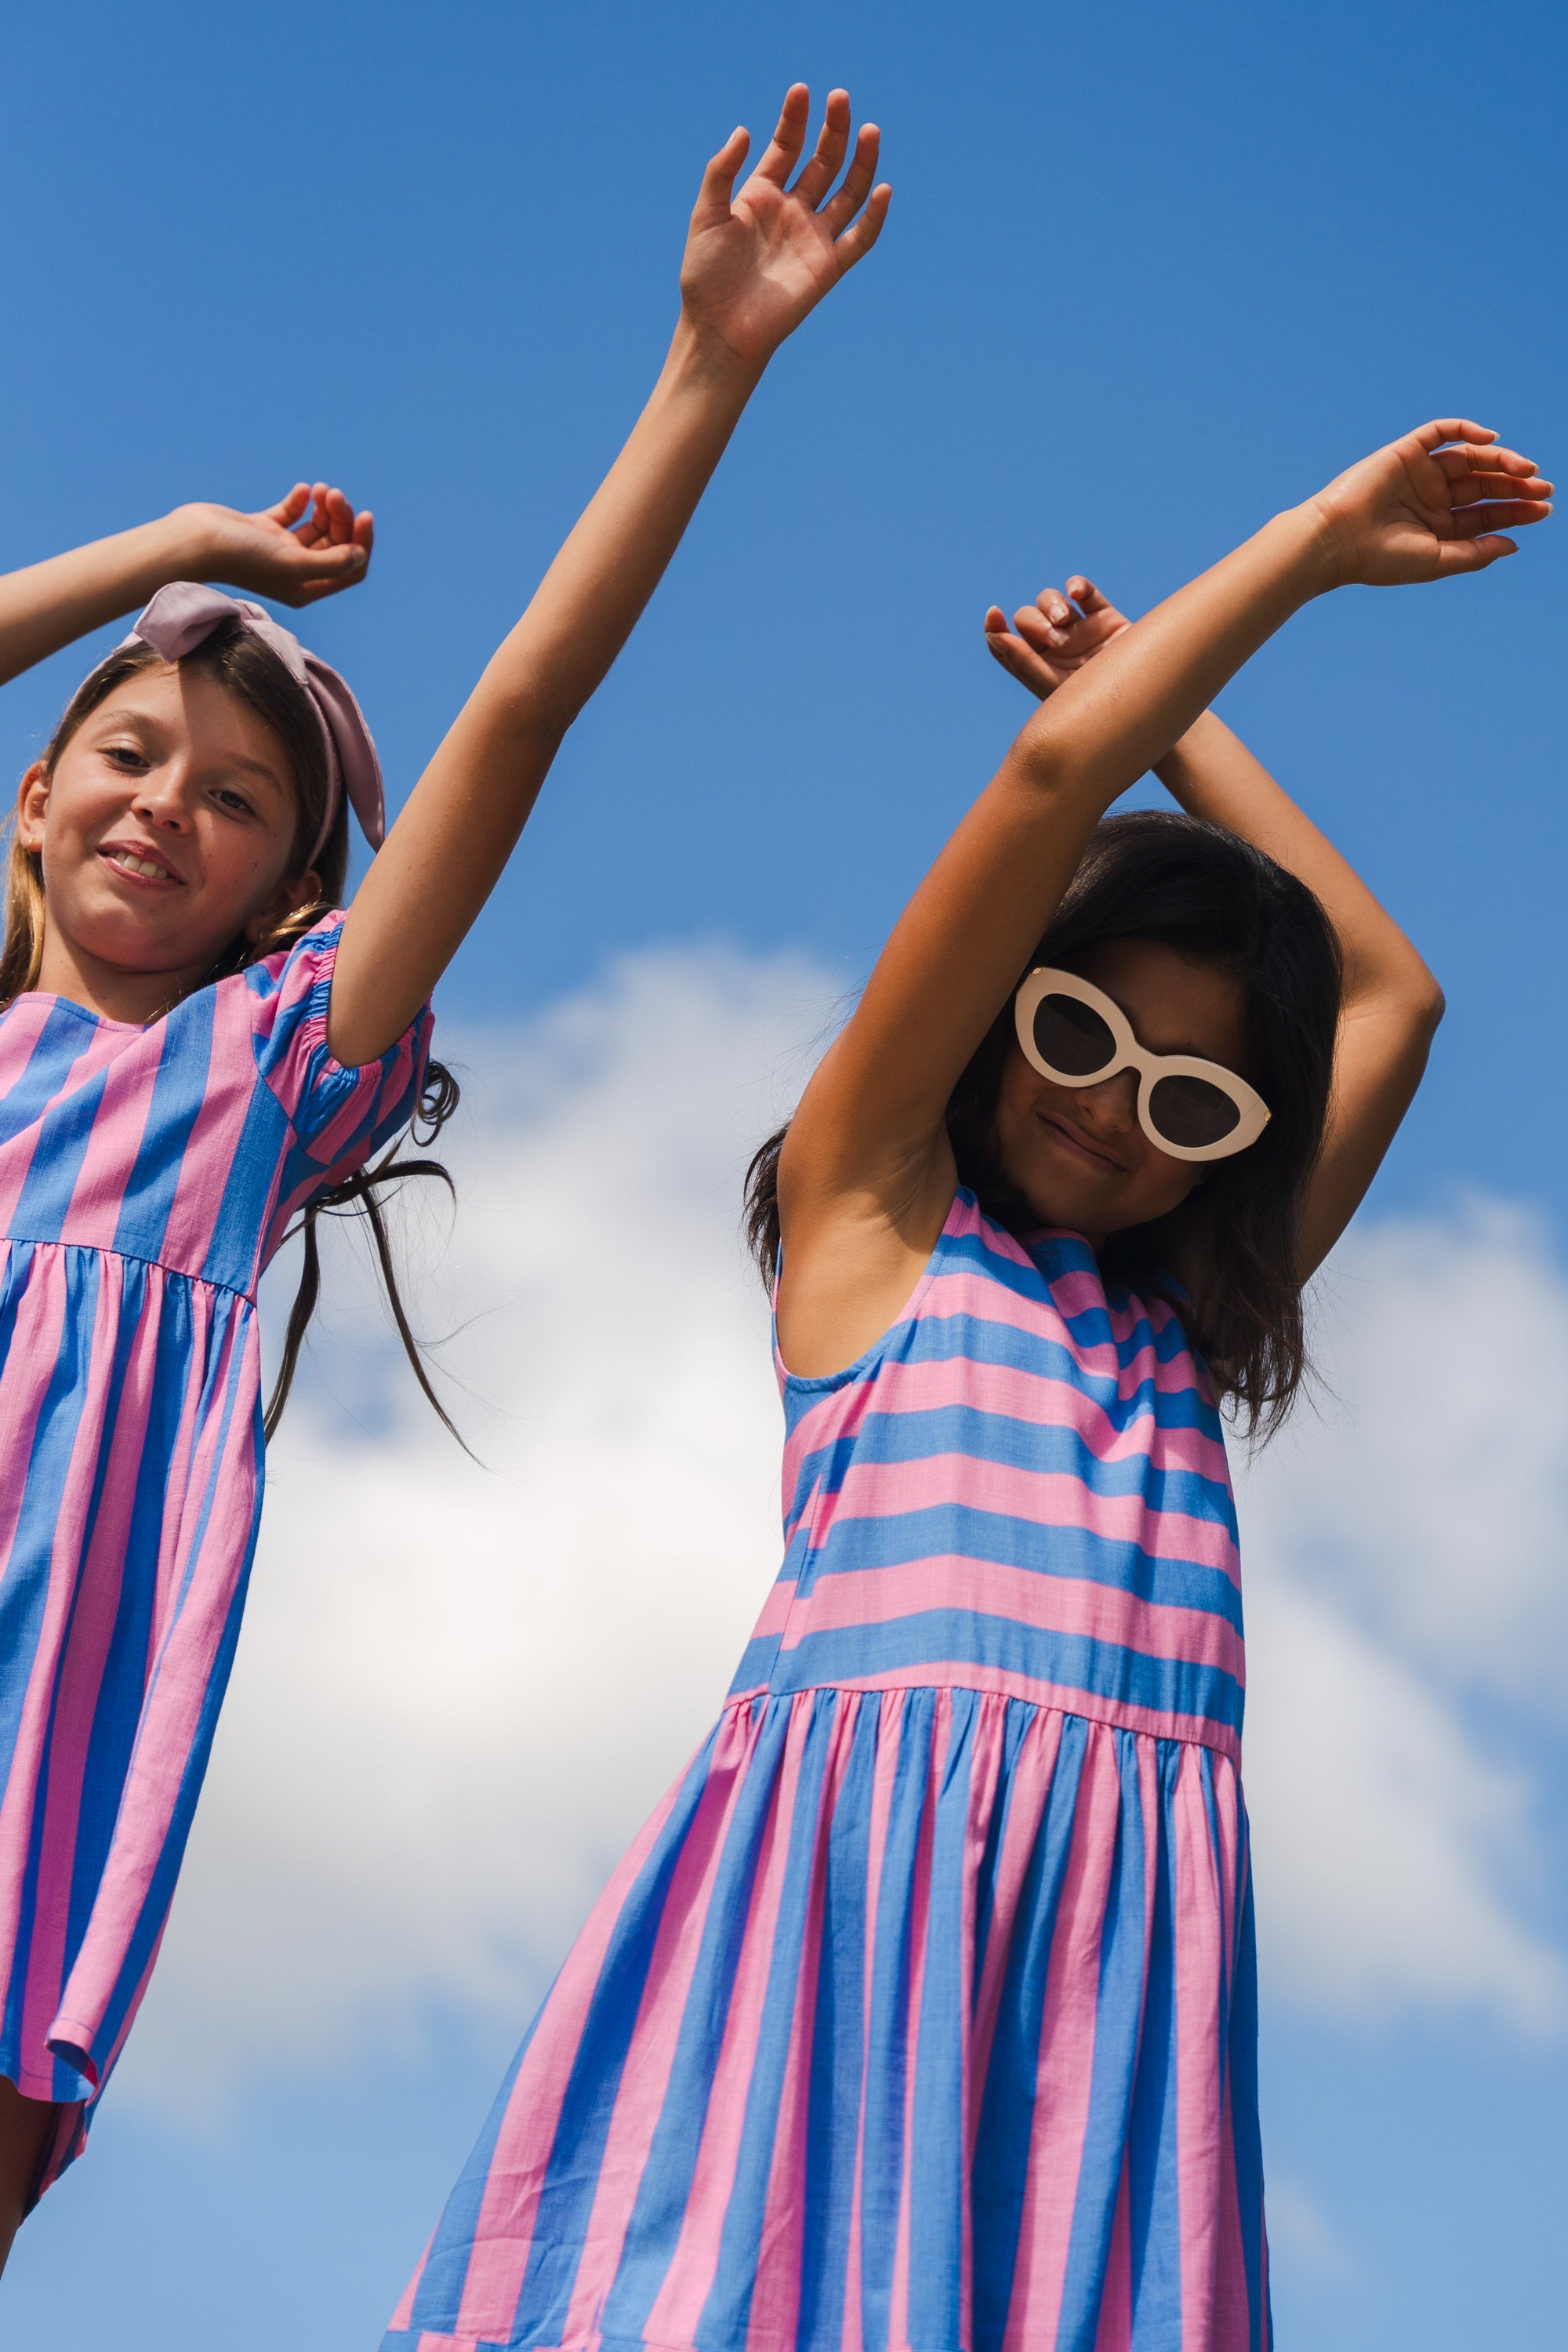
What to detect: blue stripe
<box><xmin>9</xmin><ymin>1061</ymin><xmax>111</xmax><ymax>1240</ymax></box>
<box><xmin>794</xmin><ymin>1500</ymin><xmax>1244</xmax><ymax>1632</ymax></box>
<box><xmin>858</xmin><ymin>1687</ymin><xmax>937</xmax><ymax>2352</ymax></box>
<box><xmin>783</xmin><ymin>1304</ymin><xmax>1213</xmax><ymax>1439</ymax></box>
<box><xmin>786</xmin><ymin>1403</ymin><xmax>1235</xmax><ymax>1531</ymax></box>
<box><xmin>907</xmin><ymin>1686</ymin><xmax>982</xmax><ymax>2350</ymax></box>
<box><xmin>1124</xmin><ymin>1740</ymin><xmax>1185</xmax><ymax>2345</ymax></box>
<box><xmin>0</xmin><ymin>1001</ymin><xmax>100</xmax><ymax>1150</ymax></box>
<box><xmin>592</xmin><ymin>1700</ymin><xmax>792</xmax><ymax>2343</ymax></box>
<box><xmin>797</xmin><ymin>1691</ymin><xmax>877</xmax><ymax>2347</ymax></box>
<box><xmin>0</xmin><ymin>1245</ymin><xmax>103</xmax><ymax>2092</ymax></box>
<box><xmin>771</xmin><ymin>1610</ymin><xmax>1243</xmax><ymax>1736</ymax></box>
<box><xmin>111</xmin><ymin>992</ymin><xmax>215</xmax><ymax>1265</ymax></box>
<box><xmin>65</xmin><ymin>1272</ymin><xmax>203</xmax><ymax>1968</ymax></box>
<box><xmin>85</xmin><ymin>1297</ymin><xmax>262</xmax><ymax>2070</ymax></box>
<box><xmin>695</xmin><ymin>1690</ymin><xmax>840</xmax><ymax>2344</ymax></box>
<box><xmin>971</xmin><ymin>1710</ymin><xmax>1091</xmax><ymax>2345</ymax></box>
<box><xmin>1055</xmin><ymin>1732</ymin><xmax>1150</xmax><ymax>2348</ymax></box>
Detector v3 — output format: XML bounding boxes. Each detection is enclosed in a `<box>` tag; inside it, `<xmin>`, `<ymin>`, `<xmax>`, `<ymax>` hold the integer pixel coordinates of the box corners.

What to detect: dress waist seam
<box><xmin>722</xmin><ymin>1674</ymin><xmax>1241</xmax><ymax>1761</ymax></box>
<box><xmin>0</xmin><ymin>1230</ymin><xmax>256</xmax><ymax>1305</ymax></box>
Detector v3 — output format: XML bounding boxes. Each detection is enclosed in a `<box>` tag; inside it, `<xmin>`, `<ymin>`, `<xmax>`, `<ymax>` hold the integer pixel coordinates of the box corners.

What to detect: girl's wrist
<box><xmin>1270</xmin><ymin>498</ymin><xmax>1353</xmax><ymax>599</ymax></box>
<box><xmin>665</xmin><ymin>312</ymin><xmax>769</xmax><ymax>406</ymax></box>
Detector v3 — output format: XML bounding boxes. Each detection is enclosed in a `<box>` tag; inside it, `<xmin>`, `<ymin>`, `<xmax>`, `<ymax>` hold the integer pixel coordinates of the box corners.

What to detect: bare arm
<box><xmin>986</xmin><ymin>577</ymin><xmax>1446</xmax><ymax>1276</ymax></box>
<box><xmin>326</xmin><ymin>86</ymin><xmax>890</xmax><ymax>1069</ymax></box>
<box><xmin>0</xmin><ymin>486</ymin><xmax>372</xmax><ymax>686</ymax></box>
<box><xmin>778</xmin><ymin>422</ymin><xmax>1550</xmax><ymax>1374</ymax></box>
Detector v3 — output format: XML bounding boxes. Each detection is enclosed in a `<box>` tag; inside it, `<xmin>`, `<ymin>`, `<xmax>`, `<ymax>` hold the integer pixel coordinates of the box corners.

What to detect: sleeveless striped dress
<box><xmin>386</xmin><ymin>1189</ymin><xmax>1269</xmax><ymax>2352</ymax></box>
<box><xmin>0</xmin><ymin>916</ymin><xmax>429</xmax><ymax>2193</ymax></box>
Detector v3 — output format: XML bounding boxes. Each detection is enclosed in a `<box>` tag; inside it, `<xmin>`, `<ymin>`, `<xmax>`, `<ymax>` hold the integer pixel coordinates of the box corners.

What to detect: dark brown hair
<box><xmin>745</xmin><ymin>810</ymin><xmax>1345</xmax><ymax>1436</ymax></box>
<box><xmin>2</xmin><ymin>622</ymin><xmax>464</xmax><ymax>1443</ymax></box>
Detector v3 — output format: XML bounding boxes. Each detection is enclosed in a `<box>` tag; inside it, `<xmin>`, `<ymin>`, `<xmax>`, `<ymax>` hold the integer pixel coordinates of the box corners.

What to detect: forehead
<box><xmin>1070</xmin><ymin>935</ymin><xmax>1251</xmax><ymax>1068</ymax></box>
<box><xmin>82</xmin><ymin>662</ymin><xmax>292</xmax><ymax>786</ymax></box>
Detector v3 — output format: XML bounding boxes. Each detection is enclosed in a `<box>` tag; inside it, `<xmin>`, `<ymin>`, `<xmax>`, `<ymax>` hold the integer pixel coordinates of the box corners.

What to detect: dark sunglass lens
<box><xmin>1148</xmin><ymin>1073</ymin><xmax>1242</xmax><ymax>1149</ymax></box>
<box><xmin>1033</xmin><ymin>994</ymin><xmax>1116</xmax><ymax>1079</ymax></box>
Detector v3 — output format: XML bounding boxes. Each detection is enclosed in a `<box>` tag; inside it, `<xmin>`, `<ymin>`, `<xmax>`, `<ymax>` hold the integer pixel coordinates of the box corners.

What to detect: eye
<box><xmin>211</xmin><ymin>786</ymin><xmax>259</xmax><ymax>818</ymax></box>
<box><xmin>102</xmin><ymin>742</ymin><xmax>150</xmax><ymax>773</ymax></box>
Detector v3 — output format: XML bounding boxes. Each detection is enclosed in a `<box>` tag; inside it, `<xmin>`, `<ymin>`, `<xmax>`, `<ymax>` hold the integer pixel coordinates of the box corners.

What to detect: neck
<box><xmin>30</xmin><ymin>928</ymin><xmax>224</xmax><ymax>1025</ymax></box>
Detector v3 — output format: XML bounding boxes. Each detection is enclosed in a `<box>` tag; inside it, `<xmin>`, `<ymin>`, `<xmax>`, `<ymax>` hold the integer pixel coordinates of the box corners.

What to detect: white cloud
<box><xmin>112</xmin><ymin>946</ymin><xmax>1566</xmax><ymax>2117</ymax></box>
<box><xmin>1243</xmin><ymin>1201</ymin><xmax>1568</xmax><ymax>1700</ymax></box>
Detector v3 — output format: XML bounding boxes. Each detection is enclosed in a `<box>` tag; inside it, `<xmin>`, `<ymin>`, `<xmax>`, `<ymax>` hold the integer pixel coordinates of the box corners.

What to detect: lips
<box><xmin>99</xmin><ymin>842</ymin><xmax>184</xmax><ymax>888</ymax></box>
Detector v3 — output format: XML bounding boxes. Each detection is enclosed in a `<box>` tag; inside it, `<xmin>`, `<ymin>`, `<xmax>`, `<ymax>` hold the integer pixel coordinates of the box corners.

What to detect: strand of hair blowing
<box><xmin>5</xmin><ymin>626</ymin><xmax>469</xmax><ymax>1446</ymax></box>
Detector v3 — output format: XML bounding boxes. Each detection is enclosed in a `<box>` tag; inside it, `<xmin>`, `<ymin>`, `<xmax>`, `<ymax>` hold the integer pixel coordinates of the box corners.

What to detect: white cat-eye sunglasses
<box><xmin>1013</xmin><ymin>967</ymin><xmax>1271</xmax><ymax>1163</ymax></box>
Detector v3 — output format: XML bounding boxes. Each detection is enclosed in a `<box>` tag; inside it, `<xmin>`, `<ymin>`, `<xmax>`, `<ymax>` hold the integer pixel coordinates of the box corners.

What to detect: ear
<box><xmin>15</xmin><ymin>762</ymin><xmax>51</xmax><ymax>854</ymax></box>
<box><xmin>243</xmin><ymin>866</ymin><xmax>324</xmax><ymax>945</ymax></box>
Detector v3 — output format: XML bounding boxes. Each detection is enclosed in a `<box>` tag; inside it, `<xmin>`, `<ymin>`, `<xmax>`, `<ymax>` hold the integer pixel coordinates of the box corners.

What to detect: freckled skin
<box><xmin>991</xmin><ymin>935</ymin><xmax>1254</xmax><ymax>1247</ymax></box>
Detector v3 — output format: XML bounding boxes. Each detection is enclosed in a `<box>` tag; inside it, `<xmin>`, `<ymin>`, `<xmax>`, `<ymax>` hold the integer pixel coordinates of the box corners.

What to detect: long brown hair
<box><xmin>745</xmin><ymin>811</ymin><xmax>1345</xmax><ymax>1437</ymax></box>
<box><xmin>2</xmin><ymin>622</ymin><xmax>464</xmax><ymax>1444</ymax></box>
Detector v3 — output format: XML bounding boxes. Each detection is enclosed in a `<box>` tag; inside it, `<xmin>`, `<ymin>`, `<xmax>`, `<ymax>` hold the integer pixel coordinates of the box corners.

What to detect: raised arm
<box><xmin>776</xmin><ymin>422</ymin><xmax>1550</xmax><ymax>1374</ymax></box>
<box><xmin>0</xmin><ymin>485</ymin><xmax>372</xmax><ymax>686</ymax></box>
<box><xmin>985</xmin><ymin>577</ymin><xmax>1446</xmax><ymax>1276</ymax></box>
<box><xmin>325</xmin><ymin>85</ymin><xmax>890</xmax><ymax>1069</ymax></box>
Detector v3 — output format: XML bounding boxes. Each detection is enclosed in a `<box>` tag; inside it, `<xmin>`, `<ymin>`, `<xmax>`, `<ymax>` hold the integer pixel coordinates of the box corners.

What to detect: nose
<box><xmin>1076</xmin><ymin>1068</ymin><xmax>1139</xmax><ymax>1133</ymax></box>
<box><xmin>129</xmin><ymin>763</ymin><xmax>194</xmax><ymax>833</ymax></box>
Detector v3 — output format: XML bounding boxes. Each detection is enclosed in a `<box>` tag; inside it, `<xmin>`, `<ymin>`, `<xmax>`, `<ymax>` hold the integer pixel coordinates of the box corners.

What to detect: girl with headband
<box><xmin>383</xmin><ymin>416</ymin><xmax>1548</xmax><ymax>2352</ymax></box>
<box><xmin>0</xmin><ymin>82</ymin><xmax>888</xmax><ymax>2253</ymax></box>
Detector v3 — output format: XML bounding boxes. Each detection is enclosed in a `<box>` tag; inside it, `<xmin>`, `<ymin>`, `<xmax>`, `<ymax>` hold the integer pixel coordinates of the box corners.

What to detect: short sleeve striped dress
<box><xmin>386</xmin><ymin>1188</ymin><xmax>1271</xmax><ymax>2352</ymax></box>
<box><xmin>0</xmin><ymin>915</ymin><xmax>430</xmax><ymax>2192</ymax></box>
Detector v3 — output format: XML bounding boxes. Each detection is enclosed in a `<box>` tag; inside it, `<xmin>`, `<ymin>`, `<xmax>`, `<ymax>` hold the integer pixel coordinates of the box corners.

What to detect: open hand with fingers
<box><xmin>1308</xmin><ymin>419</ymin><xmax>1552</xmax><ymax>586</ymax></box>
<box><xmin>681</xmin><ymin>84</ymin><xmax>891</xmax><ymax>369</ymax></box>
<box><xmin>176</xmin><ymin>481</ymin><xmax>375</xmax><ymax>608</ymax></box>
<box><xmin>984</xmin><ymin>576</ymin><xmax>1133</xmax><ymax>701</ymax></box>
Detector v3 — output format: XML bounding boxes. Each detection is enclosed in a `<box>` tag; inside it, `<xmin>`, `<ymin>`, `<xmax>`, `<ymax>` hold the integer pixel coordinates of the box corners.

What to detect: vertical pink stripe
<box><xmin>970</xmin><ymin>1706</ymin><xmax>1065</xmax><ymax>2133</ymax></box>
<box><xmin>158</xmin><ymin>984</ymin><xmax>255</xmax><ymax>1274</ymax></box>
<box><xmin>60</xmin><ymin>1051</ymin><xmax>162</xmax><ymax>1247</ymax></box>
<box><xmin>838</xmin><ymin>1687</ymin><xmax>905</xmax><ymax>2352</ymax></box>
<box><xmin>51</xmin><ymin>1295</ymin><xmax>256</xmax><ymax>2067</ymax></box>
<box><xmin>744</xmin><ymin>1697</ymin><xmax>862</xmax><ymax>2351</ymax></box>
<box><xmin>0</xmin><ymin>1013</ymin><xmax>120</xmax><ymax>1232</ymax></box>
<box><xmin>554</xmin><ymin>1702</ymin><xmax>778</xmax><ymax>2347</ymax></box>
<box><xmin>449</xmin><ymin>1719</ymin><xmax>737</xmax><ymax>2343</ymax></box>
<box><xmin>1091</xmin><ymin>2155</ymin><xmax>1133</xmax><ymax>2350</ymax></box>
<box><xmin>641</xmin><ymin>1699</ymin><xmax>817</xmax><ymax>2348</ymax></box>
<box><xmin>387</xmin><ymin>2231</ymin><xmax>437</xmax><ymax>2336</ymax></box>
<box><xmin>0</xmin><ymin>1258</ymin><xmax>105</xmax><ymax>2057</ymax></box>
<box><xmin>1003</xmin><ymin>1722</ymin><xmax>1123</xmax><ymax>2352</ymax></box>
<box><xmin>1173</xmin><ymin>1746</ymin><xmax>1224</xmax><ymax>2352</ymax></box>
<box><xmin>886</xmin><ymin>1689</ymin><xmax>948</xmax><ymax>2352</ymax></box>
<box><xmin>22</xmin><ymin>1258</ymin><xmax>149</xmax><ymax>2073</ymax></box>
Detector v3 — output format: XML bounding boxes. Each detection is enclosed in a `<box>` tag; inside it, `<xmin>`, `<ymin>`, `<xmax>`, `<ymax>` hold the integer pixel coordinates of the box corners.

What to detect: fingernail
<box><xmin>1047</xmin><ymin>604</ymin><xmax>1069</xmax><ymax>623</ymax></box>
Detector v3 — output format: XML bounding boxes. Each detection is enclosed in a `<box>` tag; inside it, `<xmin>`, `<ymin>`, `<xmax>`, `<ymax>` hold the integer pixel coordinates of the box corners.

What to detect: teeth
<box><xmin>110</xmin><ymin>852</ymin><xmax>174</xmax><ymax>881</ymax></box>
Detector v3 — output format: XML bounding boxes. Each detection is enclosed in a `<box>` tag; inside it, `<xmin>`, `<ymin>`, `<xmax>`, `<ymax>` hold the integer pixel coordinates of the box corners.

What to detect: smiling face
<box><xmin>16</xmin><ymin>658</ymin><xmax>321</xmax><ymax>1022</ymax></box>
<box><xmin>991</xmin><ymin>935</ymin><xmax>1255</xmax><ymax>1246</ymax></box>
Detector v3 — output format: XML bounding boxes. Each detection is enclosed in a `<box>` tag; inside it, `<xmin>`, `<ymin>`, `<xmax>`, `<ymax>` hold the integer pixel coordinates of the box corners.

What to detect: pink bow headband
<box><xmin>114</xmin><ymin>582</ymin><xmax>385</xmax><ymax>871</ymax></box>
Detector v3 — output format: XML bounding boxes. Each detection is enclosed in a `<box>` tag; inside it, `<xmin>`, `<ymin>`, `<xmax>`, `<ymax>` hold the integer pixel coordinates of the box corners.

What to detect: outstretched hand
<box><xmin>984</xmin><ymin>576</ymin><xmax>1132</xmax><ymax>700</ymax></box>
<box><xmin>681</xmin><ymin>85</ymin><xmax>891</xmax><ymax>369</ymax></box>
<box><xmin>180</xmin><ymin>483</ymin><xmax>375</xmax><ymax>608</ymax></box>
<box><xmin>1310</xmin><ymin>421</ymin><xmax>1552</xmax><ymax>586</ymax></box>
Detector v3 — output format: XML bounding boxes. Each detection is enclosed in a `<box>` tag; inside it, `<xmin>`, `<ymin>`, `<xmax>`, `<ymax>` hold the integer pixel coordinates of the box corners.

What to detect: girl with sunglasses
<box><xmin>387</xmin><ymin>419</ymin><xmax>1548</xmax><ymax>2352</ymax></box>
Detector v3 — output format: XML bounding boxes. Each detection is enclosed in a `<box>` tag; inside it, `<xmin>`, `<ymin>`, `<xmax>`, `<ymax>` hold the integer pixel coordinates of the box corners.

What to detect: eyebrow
<box><xmin>90</xmin><ymin>706</ymin><xmax>288</xmax><ymax>794</ymax></box>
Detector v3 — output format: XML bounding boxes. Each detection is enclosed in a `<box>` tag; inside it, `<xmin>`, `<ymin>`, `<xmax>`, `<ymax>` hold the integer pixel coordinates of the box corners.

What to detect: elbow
<box><xmin>1410</xmin><ymin>964</ymin><xmax>1446</xmax><ymax>1044</ymax></box>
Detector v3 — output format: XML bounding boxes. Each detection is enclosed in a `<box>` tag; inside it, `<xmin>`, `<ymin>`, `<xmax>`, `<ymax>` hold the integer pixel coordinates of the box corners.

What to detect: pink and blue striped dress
<box><xmin>386</xmin><ymin>1189</ymin><xmax>1270</xmax><ymax>2352</ymax></box>
<box><xmin>0</xmin><ymin>915</ymin><xmax>429</xmax><ymax>2191</ymax></box>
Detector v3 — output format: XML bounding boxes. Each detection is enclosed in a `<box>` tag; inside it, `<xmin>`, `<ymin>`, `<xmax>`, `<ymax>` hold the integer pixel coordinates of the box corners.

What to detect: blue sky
<box><xmin>3</xmin><ymin>1</ymin><xmax>1566</xmax><ymax>2344</ymax></box>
